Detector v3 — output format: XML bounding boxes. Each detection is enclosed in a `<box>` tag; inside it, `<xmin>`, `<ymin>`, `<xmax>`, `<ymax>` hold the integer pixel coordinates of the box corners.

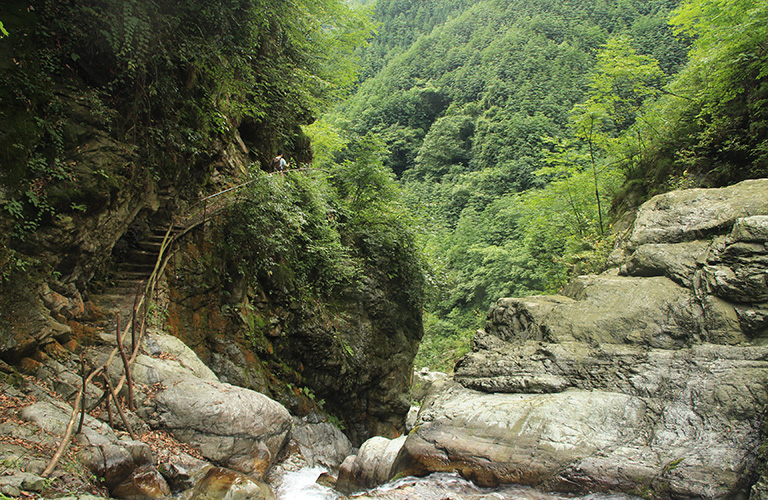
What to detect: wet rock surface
<box><xmin>337</xmin><ymin>436</ymin><xmax>407</xmax><ymax>493</ymax></box>
<box><xmin>187</xmin><ymin>466</ymin><xmax>274</xmax><ymax>500</ymax></box>
<box><xmin>347</xmin><ymin>472</ymin><xmax>639</xmax><ymax>500</ymax></box>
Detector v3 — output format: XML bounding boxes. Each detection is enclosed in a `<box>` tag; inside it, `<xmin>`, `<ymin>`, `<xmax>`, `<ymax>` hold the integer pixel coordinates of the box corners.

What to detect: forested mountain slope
<box><xmin>342</xmin><ymin>0</ymin><xmax>685</xmax><ymax>177</ymax></box>
<box><xmin>320</xmin><ymin>0</ymin><xmax>768</xmax><ymax>368</ymax></box>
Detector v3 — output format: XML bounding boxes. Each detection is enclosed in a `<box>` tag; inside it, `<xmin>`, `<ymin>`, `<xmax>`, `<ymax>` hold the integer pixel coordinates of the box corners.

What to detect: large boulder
<box><xmin>104</xmin><ymin>333</ymin><xmax>292</xmax><ymax>478</ymax></box>
<box><xmin>188</xmin><ymin>467</ymin><xmax>274</xmax><ymax>500</ymax></box>
<box><xmin>148</xmin><ymin>377</ymin><xmax>291</xmax><ymax>477</ymax></box>
<box><xmin>394</xmin><ymin>379</ymin><xmax>648</xmax><ymax>488</ymax></box>
<box><xmin>7</xmin><ymin>328</ymin><xmax>290</xmax><ymax>499</ymax></box>
<box><xmin>625</xmin><ymin>178</ymin><xmax>768</xmax><ymax>248</ymax></box>
<box><xmin>451</xmin><ymin>342</ymin><xmax>768</xmax><ymax>495</ymax></box>
<box><xmin>92</xmin><ymin>332</ymin><xmax>293</xmax><ymax>478</ymax></box>
<box><xmin>290</xmin><ymin>418</ymin><xmax>354</xmax><ymax>470</ymax></box>
<box><xmin>17</xmin><ymin>398</ymin><xmax>164</xmax><ymax>499</ymax></box>
<box><xmin>396</xmin><ymin>368</ymin><xmax>766</xmax><ymax>498</ymax></box>
<box><xmin>337</xmin><ymin>436</ymin><xmax>407</xmax><ymax>493</ymax></box>
<box><xmin>485</xmin><ymin>274</ymin><xmax>744</xmax><ymax>348</ymax></box>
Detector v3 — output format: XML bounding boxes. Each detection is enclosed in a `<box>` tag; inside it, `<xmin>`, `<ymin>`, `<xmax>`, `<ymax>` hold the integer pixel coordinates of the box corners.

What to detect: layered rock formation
<box><xmin>361</xmin><ymin>179</ymin><xmax>768</xmax><ymax>499</ymax></box>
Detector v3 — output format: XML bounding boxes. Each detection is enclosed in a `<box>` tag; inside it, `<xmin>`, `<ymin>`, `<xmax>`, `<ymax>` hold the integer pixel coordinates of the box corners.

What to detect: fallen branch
<box><xmin>104</xmin><ymin>381</ymin><xmax>114</xmax><ymax>429</ymax></box>
<box><xmin>41</xmin><ymin>364</ymin><xmax>104</xmax><ymax>477</ymax></box>
<box><xmin>132</xmin><ymin>282</ymin><xmax>143</xmax><ymax>354</ymax></box>
<box><xmin>116</xmin><ymin>316</ymin><xmax>134</xmax><ymax>411</ymax></box>
<box><xmin>103</xmin><ymin>366</ymin><xmax>136</xmax><ymax>440</ymax></box>
<box><xmin>76</xmin><ymin>355</ymin><xmax>87</xmax><ymax>435</ymax></box>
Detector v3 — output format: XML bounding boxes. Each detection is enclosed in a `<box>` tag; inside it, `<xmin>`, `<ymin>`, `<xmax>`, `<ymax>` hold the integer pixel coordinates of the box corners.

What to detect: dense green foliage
<box><xmin>624</xmin><ymin>0</ymin><xmax>768</xmax><ymax>191</ymax></box>
<box><xmin>318</xmin><ymin>0</ymin><xmax>687</xmax><ymax>369</ymax></box>
<box><xmin>355</xmin><ymin>0</ymin><xmax>479</xmax><ymax>80</ymax></box>
<box><xmin>220</xmin><ymin>152</ymin><xmax>423</xmax><ymax>312</ymax></box>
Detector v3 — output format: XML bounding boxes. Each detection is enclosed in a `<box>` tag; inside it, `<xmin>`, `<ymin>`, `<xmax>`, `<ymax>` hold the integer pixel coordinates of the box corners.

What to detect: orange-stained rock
<box><xmin>112</xmin><ymin>464</ymin><xmax>171</xmax><ymax>500</ymax></box>
<box><xmin>18</xmin><ymin>357</ymin><xmax>42</xmax><ymax>375</ymax></box>
<box><xmin>189</xmin><ymin>466</ymin><xmax>273</xmax><ymax>500</ymax></box>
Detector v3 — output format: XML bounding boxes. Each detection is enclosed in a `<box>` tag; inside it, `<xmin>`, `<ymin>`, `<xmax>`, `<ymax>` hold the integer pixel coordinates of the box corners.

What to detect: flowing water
<box><xmin>274</xmin><ymin>468</ymin><xmax>641</xmax><ymax>500</ymax></box>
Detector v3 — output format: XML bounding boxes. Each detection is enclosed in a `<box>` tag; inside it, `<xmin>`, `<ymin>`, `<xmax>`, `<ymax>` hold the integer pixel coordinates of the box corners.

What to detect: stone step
<box><xmin>145</xmin><ymin>229</ymin><xmax>178</xmax><ymax>246</ymax></box>
<box><xmin>109</xmin><ymin>281</ymin><xmax>146</xmax><ymax>296</ymax></box>
<box><xmin>113</xmin><ymin>270</ymin><xmax>151</xmax><ymax>280</ymax></box>
<box><xmin>112</xmin><ymin>277</ymin><xmax>145</xmax><ymax>287</ymax></box>
<box><xmin>149</xmin><ymin>230</ymin><xmax>172</xmax><ymax>240</ymax></box>
<box><xmin>137</xmin><ymin>240</ymin><xmax>164</xmax><ymax>253</ymax></box>
<box><xmin>118</xmin><ymin>262</ymin><xmax>155</xmax><ymax>273</ymax></box>
<box><xmin>89</xmin><ymin>294</ymin><xmax>136</xmax><ymax>312</ymax></box>
<box><xmin>126</xmin><ymin>249</ymin><xmax>161</xmax><ymax>265</ymax></box>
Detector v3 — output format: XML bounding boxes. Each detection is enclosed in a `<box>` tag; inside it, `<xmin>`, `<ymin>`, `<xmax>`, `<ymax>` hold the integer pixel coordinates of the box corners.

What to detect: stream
<box><xmin>274</xmin><ymin>467</ymin><xmax>642</xmax><ymax>500</ymax></box>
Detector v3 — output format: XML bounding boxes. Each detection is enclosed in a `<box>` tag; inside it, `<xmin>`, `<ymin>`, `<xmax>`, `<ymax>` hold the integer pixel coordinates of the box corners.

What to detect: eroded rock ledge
<box><xmin>346</xmin><ymin>179</ymin><xmax>768</xmax><ymax>499</ymax></box>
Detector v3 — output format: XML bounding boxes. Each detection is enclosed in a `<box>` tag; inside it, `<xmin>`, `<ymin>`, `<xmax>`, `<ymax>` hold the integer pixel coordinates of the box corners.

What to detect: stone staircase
<box><xmin>88</xmin><ymin>179</ymin><xmax>256</xmax><ymax>332</ymax></box>
<box><xmin>90</xmin><ymin>226</ymin><xmax>174</xmax><ymax>332</ymax></box>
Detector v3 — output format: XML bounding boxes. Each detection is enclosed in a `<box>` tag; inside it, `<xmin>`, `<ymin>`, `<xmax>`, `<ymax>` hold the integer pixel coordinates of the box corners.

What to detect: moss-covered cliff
<box><xmin>164</xmin><ymin>170</ymin><xmax>424</xmax><ymax>443</ymax></box>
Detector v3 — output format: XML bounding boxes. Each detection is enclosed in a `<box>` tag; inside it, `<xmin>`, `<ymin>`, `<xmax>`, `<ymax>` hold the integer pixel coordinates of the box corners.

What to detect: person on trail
<box><xmin>272</xmin><ymin>152</ymin><xmax>289</xmax><ymax>175</ymax></box>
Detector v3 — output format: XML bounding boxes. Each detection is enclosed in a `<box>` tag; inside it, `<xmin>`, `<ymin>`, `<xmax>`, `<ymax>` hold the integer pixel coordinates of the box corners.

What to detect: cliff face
<box><xmin>162</xmin><ymin>188</ymin><xmax>424</xmax><ymax>445</ymax></box>
<box><xmin>420</xmin><ymin>179</ymin><xmax>768</xmax><ymax>498</ymax></box>
<box><xmin>0</xmin><ymin>93</ymin><xmax>235</xmax><ymax>363</ymax></box>
<box><xmin>0</xmin><ymin>105</ymin><xmax>423</xmax><ymax>448</ymax></box>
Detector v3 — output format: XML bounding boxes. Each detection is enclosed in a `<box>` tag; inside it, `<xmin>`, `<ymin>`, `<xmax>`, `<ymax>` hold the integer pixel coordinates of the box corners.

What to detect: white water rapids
<box><xmin>274</xmin><ymin>468</ymin><xmax>642</xmax><ymax>500</ymax></box>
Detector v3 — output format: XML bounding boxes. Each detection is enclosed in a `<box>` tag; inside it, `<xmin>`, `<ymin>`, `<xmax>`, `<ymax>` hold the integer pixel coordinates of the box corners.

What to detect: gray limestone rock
<box><xmin>291</xmin><ymin>418</ymin><xmax>354</xmax><ymax>469</ymax></box>
<box><xmin>699</xmin><ymin>219</ymin><xmax>768</xmax><ymax>305</ymax></box>
<box><xmin>627</xmin><ymin>178</ymin><xmax>768</xmax><ymax>247</ymax></box>
<box><xmin>387</xmin><ymin>180</ymin><xmax>768</xmax><ymax>499</ymax></box>
<box><xmin>21</xmin><ymin>401</ymin><xmax>116</xmax><ymax>446</ymax></box>
<box><xmin>393</xmin><ymin>379</ymin><xmax>647</xmax><ymax>489</ymax></box>
<box><xmin>395</xmin><ymin>372</ymin><xmax>765</xmax><ymax>498</ymax></box>
<box><xmin>337</xmin><ymin>436</ymin><xmax>407</xmax><ymax>493</ymax></box>
<box><xmin>410</xmin><ymin>368</ymin><xmax>449</xmax><ymax>402</ymax></box>
<box><xmin>79</xmin><ymin>443</ymin><xmax>141</xmax><ymax>491</ymax></box>
<box><xmin>143</xmin><ymin>331</ymin><xmax>219</xmax><ymax>382</ymax></box>
<box><xmin>621</xmin><ymin>241</ymin><xmax>709</xmax><ymax>287</ymax></box>
<box><xmin>148</xmin><ymin>378</ymin><xmax>291</xmax><ymax>478</ymax></box>
<box><xmin>731</xmin><ymin>215</ymin><xmax>768</xmax><ymax>243</ymax></box>
<box><xmin>0</xmin><ymin>472</ymin><xmax>47</xmax><ymax>493</ymax></box>
<box><xmin>88</xmin><ymin>330</ymin><xmax>293</xmax><ymax>480</ymax></box>
<box><xmin>486</xmin><ymin>275</ymin><xmax>745</xmax><ymax>347</ymax></box>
